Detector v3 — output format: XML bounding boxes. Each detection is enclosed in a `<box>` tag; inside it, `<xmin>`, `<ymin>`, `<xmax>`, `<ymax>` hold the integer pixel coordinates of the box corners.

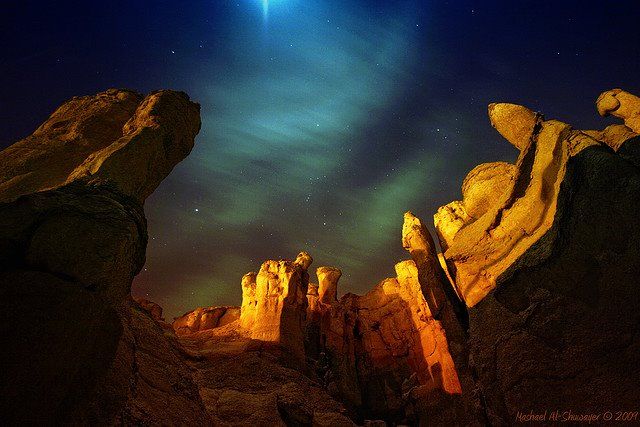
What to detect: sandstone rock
<box><xmin>584</xmin><ymin>124</ymin><xmax>638</xmax><ymax>151</ymax></box>
<box><xmin>294</xmin><ymin>251</ymin><xmax>313</xmax><ymax>270</ymax></box>
<box><xmin>179</xmin><ymin>331</ymin><xmax>354</xmax><ymax>427</ymax></box>
<box><xmin>432</xmin><ymin>161</ymin><xmax>517</xmax><ymax>257</ymax></box>
<box><xmin>221</xmin><ymin>215</ymin><xmax>478</xmax><ymax>424</ymax></box>
<box><xmin>319</xmin><ymin>260</ymin><xmax>471</xmax><ymax>424</ymax></box>
<box><xmin>433</xmin><ymin>200</ymin><xmax>470</xmax><ymax>252</ymax></box>
<box><xmin>596</xmin><ymin>88</ymin><xmax>640</xmax><ymax>132</ymax></box>
<box><xmin>239</xmin><ymin>272</ymin><xmax>258</xmax><ymax>330</ymax></box>
<box><xmin>437</xmin><ymin>105</ymin><xmax>584</xmax><ymax>307</ymax></box>
<box><xmin>438</xmin><ymin>89</ymin><xmax>640</xmax><ymax>423</ymax></box>
<box><xmin>0</xmin><ymin>89</ymin><xmax>200</xmax><ymax>204</ymax></box>
<box><xmin>5</xmin><ymin>86</ymin><xmax>639</xmax><ymax>426</ymax></box>
<box><xmin>402</xmin><ymin>212</ymin><xmax>448</xmax><ymax>316</ymax></box>
<box><xmin>488</xmin><ymin>102</ymin><xmax>541</xmax><ymax>151</ymax></box>
<box><xmin>133</xmin><ymin>296</ymin><xmax>165</xmax><ymax>322</ymax></box>
<box><xmin>312</xmin><ymin>411</ymin><xmax>356</xmax><ymax>426</ymax></box>
<box><xmin>317</xmin><ymin>266</ymin><xmax>341</xmax><ymax>304</ymax></box>
<box><xmin>173</xmin><ymin>306</ymin><xmax>240</xmax><ymax>336</ymax></box>
<box><xmin>239</xmin><ymin>253</ymin><xmax>311</xmax><ymax>362</ymax></box>
<box><xmin>461</xmin><ymin>162</ymin><xmax>517</xmax><ymax>219</ymax></box>
<box><xmin>0</xmin><ymin>89</ymin><xmax>206</xmax><ymax>424</ymax></box>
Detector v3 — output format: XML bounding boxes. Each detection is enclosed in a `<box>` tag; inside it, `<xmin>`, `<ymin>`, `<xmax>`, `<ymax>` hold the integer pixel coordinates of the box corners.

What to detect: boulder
<box><xmin>488</xmin><ymin>102</ymin><xmax>541</xmax><ymax>151</ymax></box>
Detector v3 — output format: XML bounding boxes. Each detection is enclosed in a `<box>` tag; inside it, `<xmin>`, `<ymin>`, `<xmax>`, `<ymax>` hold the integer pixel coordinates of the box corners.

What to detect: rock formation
<box><xmin>173</xmin><ymin>306</ymin><xmax>240</xmax><ymax>335</ymax></box>
<box><xmin>0</xmin><ymin>89</ymin><xmax>208</xmax><ymax>424</ymax></box>
<box><xmin>436</xmin><ymin>88</ymin><xmax>640</xmax><ymax>424</ymax></box>
<box><xmin>238</xmin><ymin>252</ymin><xmax>312</xmax><ymax>362</ymax></box>
<box><xmin>133</xmin><ymin>296</ymin><xmax>163</xmax><ymax>320</ymax></box>
<box><xmin>317</xmin><ymin>266</ymin><xmax>341</xmax><ymax>304</ymax></box>
<box><xmin>2</xmin><ymin>87</ymin><xmax>639</xmax><ymax>426</ymax></box>
<box><xmin>203</xmin><ymin>210</ymin><xmax>476</xmax><ymax>424</ymax></box>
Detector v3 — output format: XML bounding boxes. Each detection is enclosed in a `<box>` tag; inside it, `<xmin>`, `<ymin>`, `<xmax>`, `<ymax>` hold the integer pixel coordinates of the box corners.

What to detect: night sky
<box><xmin>2</xmin><ymin>1</ymin><xmax>639</xmax><ymax>318</ymax></box>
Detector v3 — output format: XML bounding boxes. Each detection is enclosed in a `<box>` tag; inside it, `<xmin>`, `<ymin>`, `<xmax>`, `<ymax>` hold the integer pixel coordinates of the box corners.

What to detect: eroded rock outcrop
<box><xmin>436</xmin><ymin>102</ymin><xmax>590</xmax><ymax>307</ymax></box>
<box><xmin>596</xmin><ymin>88</ymin><xmax>640</xmax><ymax>132</ymax></box>
<box><xmin>237</xmin><ymin>252</ymin><xmax>312</xmax><ymax>362</ymax></box>
<box><xmin>318</xmin><ymin>260</ymin><xmax>467</xmax><ymax>423</ymax></box>
<box><xmin>0</xmin><ymin>89</ymin><xmax>208</xmax><ymax>424</ymax></box>
<box><xmin>4</xmin><ymin>86</ymin><xmax>639</xmax><ymax>426</ymax></box>
<box><xmin>178</xmin><ymin>209</ymin><xmax>476</xmax><ymax>425</ymax></box>
<box><xmin>437</xmin><ymin>89</ymin><xmax>640</xmax><ymax>424</ymax></box>
<box><xmin>133</xmin><ymin>296</ymin><xmax>164</xmax><ymax>321</ymax></box>
<box><xmin>173</xmin><ymin>306</ymin><xmax>240</xmax><ymax>336</ymax></box>
<box><xmin>305</xmin><ymin>212</ymin><xmax>481</xmax><ymax>425</ymax></box>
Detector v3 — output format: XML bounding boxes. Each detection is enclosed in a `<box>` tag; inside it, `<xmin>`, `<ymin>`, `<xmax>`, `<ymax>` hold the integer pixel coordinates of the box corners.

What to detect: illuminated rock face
<box><xmin>437</xmin><ymin>89</ymin><xmax>640</xmax><ymax>424</ymax></box>
<box><xmin>319</xmin><ymin>261</ymin><xmax>464</xmax><ymax>421</ymax></box>
<box><xmin>0</xmin><ymin>89</ymin><xmax>200</xmax><ymax>205</ymax></box>
<box><xmin>225</xmin><ymin>214</ymin><xmax>476</xmax><ymax>424</ymax></box>
<box><xmin>436</xmin><ymin>103</ymin><xmax>591</xmax><ymax>307</ymax></box>
<box><xmin>237</xmin><ymin>252</ymin><xmax>311</xmax><ymax>361</ymax></box>
<box><xmin>173</xmin><ymin>306</ymin><xmax>240</xmax><ymax>335</ymax></box>
<box><xmin>596</xmin><ymin>88</ymin><xmax>640</xmax><ymax>132</ymax></box>
<box><xmin>317</xmin><ymin>266</ymin><xmax>340</xmax><ymax>304</ymax></box>
<box><xmin>297</xmin><ymin>213</ymin><xmax>480</xmax><ymax>424</ymax></box>
<box><xmin>0</xmin><ymin>89</ymin><xmax>207</xmax><ymax>424</ymax></box>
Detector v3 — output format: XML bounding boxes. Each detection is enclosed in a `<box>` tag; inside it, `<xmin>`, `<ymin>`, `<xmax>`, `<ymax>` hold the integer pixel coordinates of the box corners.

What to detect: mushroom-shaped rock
<box><xmin>0</xmin><ymin>89</ymin><xmax>201</xmax><ymax>302</ymax></box>
<box><xmin>596</xmin><ymin>89</ymin><xmax>640</xmax><ymax>133</ymax></box>
<box><xmin>0</xmin><ymin>89</ymin><xmax>208</xmax><ymax>424</ymax></box>
<box><xmin>316</xmin><ymin>266</ymin><xmax>341</xmax><ymax>304</ymax></box>
<box><xmin>488</xmin><ymin>102</ymin><xmax>541</xmax><ymax>151</ymax></box>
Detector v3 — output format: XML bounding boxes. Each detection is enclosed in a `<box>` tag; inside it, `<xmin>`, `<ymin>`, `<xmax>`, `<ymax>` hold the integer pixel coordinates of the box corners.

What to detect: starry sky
<box><xmin>2</xmin><ymin>1</ymin><xmax>639</xmax><ymax>318</ymax></box>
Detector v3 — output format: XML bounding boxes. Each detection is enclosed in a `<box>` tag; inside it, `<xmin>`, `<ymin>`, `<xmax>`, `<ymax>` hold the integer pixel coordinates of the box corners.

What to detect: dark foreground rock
<box><xmin>0</xmin><ymin>89</ymin><xmax>209</xmax><ymax>424</ymax></box>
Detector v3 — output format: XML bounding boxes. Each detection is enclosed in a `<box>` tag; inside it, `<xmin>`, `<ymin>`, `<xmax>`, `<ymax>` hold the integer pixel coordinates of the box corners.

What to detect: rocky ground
<box><xmin>1</xmin><ymin>88</ymin><xmax>639</xmax><ymax>425</ymax></box>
